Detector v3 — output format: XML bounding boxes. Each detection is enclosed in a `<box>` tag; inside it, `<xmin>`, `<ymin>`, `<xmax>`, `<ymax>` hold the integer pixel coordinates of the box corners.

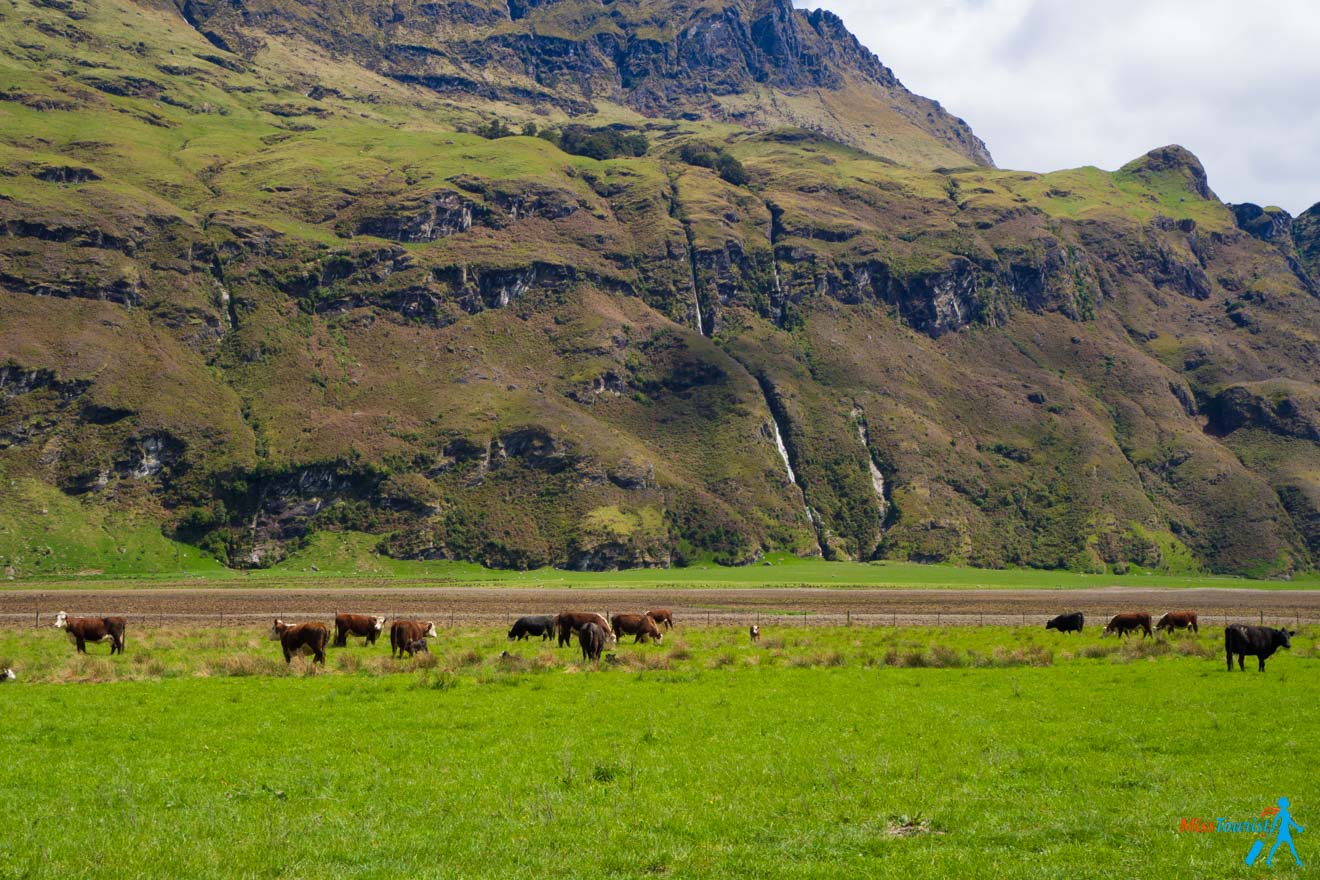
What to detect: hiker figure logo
<box><xmin>1246</xmin><ymin>798</ymin><xmax>1305</xmax><ymax>868</ymax></box>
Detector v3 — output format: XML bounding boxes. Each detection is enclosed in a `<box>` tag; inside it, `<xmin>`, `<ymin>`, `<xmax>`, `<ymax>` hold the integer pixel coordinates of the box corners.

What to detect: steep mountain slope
<box><xmin>1</xmin><ymin>0</ymin><xmax>1318</xmax><ymax>576</ymax></box>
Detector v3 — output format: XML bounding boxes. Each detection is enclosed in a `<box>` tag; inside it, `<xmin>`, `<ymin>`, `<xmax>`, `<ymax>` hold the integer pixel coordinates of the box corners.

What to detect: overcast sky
<box><xmin>799</xmin><ymin>0</ymin><xmax>1320</xmax><ymax>214</ymax></box>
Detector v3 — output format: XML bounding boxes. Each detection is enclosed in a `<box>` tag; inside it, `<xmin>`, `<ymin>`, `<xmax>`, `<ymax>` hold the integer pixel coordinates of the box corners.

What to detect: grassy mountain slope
<box><xmin>1</xmin><ymin>0</ymin><xmax>1318</xmax><ymax>577</ymax></box>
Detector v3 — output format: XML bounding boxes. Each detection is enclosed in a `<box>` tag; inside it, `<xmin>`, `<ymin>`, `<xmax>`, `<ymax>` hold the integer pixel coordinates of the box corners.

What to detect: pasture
<box><xmin>2</xmin><ymin>624</ymin><xmax>1317</xmax><ymax>878</ymax></box>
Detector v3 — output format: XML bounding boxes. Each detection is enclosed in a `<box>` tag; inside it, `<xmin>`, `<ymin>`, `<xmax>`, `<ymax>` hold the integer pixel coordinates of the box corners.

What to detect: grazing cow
<box><xmin>1045</xmin><ymin>612</ymin><xmax>1085</xmax><ymax>634</ymax></box>
<box><xmin>1</xmin><ymin>668</ymin><xmax>14</xmax><ymax>682</ymax></box>
<box><xmin>749</xmin><ymin>625</ymin><xmax>760</xmax><ymax>643</ymax></box>
<box><xmin>611</xmin><ymin>613</ymin><xmax>663</xmax><ymax>644</ymax></box>
<box><xmin>553</xmin><ymin>612</ymin><xmax>614</xmax><ymax>648</ymax></box>
<box><xmin>268</xmin><ymin>619</ymin><xmax>328</xmax><ymax>665</ymax></box>
<box><xmin>508</xmin><ymin>615</ymin><xmax>556</xmax><ymax>642</ymax></box>
<box><xmin>646</xmin><ymin>609</ymin><xmax>674</xmax><ymax>630</ymax></box>
<box><xmin>1155</xmin><ymin>610</ymin><xmax>1199</xmax><ymax>635</ymax></box>
<box><xmin>391</xmin><ymin>620</ymin><xmax>438</xmax><ymax>658</ymax></box>
<box><xmin>1225</xmin><ymin>625</ymin><xmax>1295</xmax><ymax>672</ymax></box>
<box><xmin>405</xmin><ymin>638</ymin><xmax>429</xmax><ymax>656</ymax></box>
<box><xmin>1101</xmin><ymin>612</ymin><xmax>1152</xmax><ymax>639</ymax></box>
<box><xmin>333</xmin><ymin>613</ymin><xmax>386</xmax><ymax>648</ymax></box>
<box><xmin>578</xmin><ymin>622</ymin><xmax>607</xmax><ymax>663</ymax></box>
<box><xmin>53</xmin><ymin>611</ymin><xmax>126</xmax><ymax>655</ymax></box>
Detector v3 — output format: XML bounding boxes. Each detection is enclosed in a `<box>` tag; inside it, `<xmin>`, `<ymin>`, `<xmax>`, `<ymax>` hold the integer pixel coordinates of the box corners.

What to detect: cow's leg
<box><xmin>283</xmin><ymin>646</ymin><xmax>293</xmax><ymax>664</ymax></box>
<box><xmin>76</xmin><ymin>636</ymin><xmax>86</xmax><ymax>654</ymax></box>
<box><xmin>1258</xmin><ymin>656</ymin><xmax>1266</xmax><ymax>672</ymax></box>
<box><xmin>315</xmin><ymin>647</ymin><xmax>325</xmax><ymax>666</ymax></box>
<box><xmin>1226</xmin><ymin>649</ymin><xmax>1233</xmax><ymax>672</ymax></box>
<box><xmin>1238</xmin><ymin>654</ymin><xmax>1245</xmax><ymax>671</ymax></box>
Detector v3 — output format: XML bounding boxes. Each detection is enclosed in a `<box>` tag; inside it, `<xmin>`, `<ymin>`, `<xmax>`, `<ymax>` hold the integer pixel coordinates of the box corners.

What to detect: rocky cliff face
<box><xmin>1</xmin><ymin>0</ymin><xmax>1318</xmax><ymax>576</ymax></box>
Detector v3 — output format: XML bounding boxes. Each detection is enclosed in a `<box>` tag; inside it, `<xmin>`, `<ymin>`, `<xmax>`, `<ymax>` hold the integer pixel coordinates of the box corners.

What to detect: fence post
<box><xmin>847</xmin><ymin>610</ymin><xmax>851</xmax><ymax>627</ymax></box>
<box><xmin>35</xmin><ymin>610</ymin><xmax>40</xmax><ymax>628</ymax></box>
<box><xmin>1260</xmin><ymin>610</ymin><xmax>1264</xmax><ymax>626</ymax></box>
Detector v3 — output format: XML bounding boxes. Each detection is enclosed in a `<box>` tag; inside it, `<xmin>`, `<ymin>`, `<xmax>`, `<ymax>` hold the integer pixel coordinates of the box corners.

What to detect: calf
<box><xmin>1155</xmin><ymin>610</ymin><xmax>1198</xmax><ymax>635</ymax></box>
<box><xmin>1102</xmin><ymin>612</ymin><xmax>1152</xmax><ymax>639</ymax></box>
<box><xmin>53</xmin><ymin>611</ymin><xmax>126</xmax><ymax>655</ymax></box>
<box><xmin>269</xmin><ymin>619</ymin><xmax>328</xmax><ymax>665</ymax></box>
<box><xmin>508</xmin><ymin>615</ymin><xmax>556</xmax><ymax>642</ymax></box>
<box><xmin>1225</xmin><ymin>625</ymin><xmax>1294</xmax><ymax>672</ymax></box>
<box><xmin>333</xmin><ymin>613</ymin><xmax>386</xmax><ymax>648</ymax></box>
<box><xmin>646</xmin><ymin>609</ymin><xmax>674</xmax><ymax>630</ymax></box>
<box><xmin>391</xmin><ymin>620</ymin><xmax>438</xmax><ymax>658</ymax></box>
<box><xmin>553</xmin><ymin>612</ymin><xmax>614</xmax><ymax>648</ymax></box>
<box><xmin>578</xmin><ymin>622</ymin><xmax>607</xmax><ymax>663</ymax></box>
<box><xmin>1045</xmin><ymin>612</ymin><xmax>1084</xmax><ymax>634</ymax></box>
<box><xmin>749</xmin><ymin>625</ymin><xmax>760</xmax><ymax>643</ymax></box>
<box><xmin>611</xmin><ymin>613</ymin><xmax>663</xmax><ymax>644</ymax></box>
<box><xmin>1</xmin><ymin>668</ymin><xmax>14</xmax><ymax>682</ymax></box>
<box><xmin>405</xmin><ymin>638</ymin><xmax>429</xmax><ymax>656</ymax></box>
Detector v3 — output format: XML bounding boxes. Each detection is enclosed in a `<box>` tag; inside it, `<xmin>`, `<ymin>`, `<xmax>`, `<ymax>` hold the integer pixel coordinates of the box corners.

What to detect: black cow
<box><xmin>1045</xmin><ymin>612</ymin><xmax>1084</xmax><ymax>634</ymax></box>
<box><xmin>578</xmin><ymin>622</ymin><xmax>606</xmax><ymax>663</ymax></box>
<box><xmin>1225</xmin><ymin>625</ymin><xmax>1295</xmax><ymax>672</ymax></box>
<box><xmin>508</xmin><ymin>615</ymin><xmax>555</xmax><ymax>642</ymax></box>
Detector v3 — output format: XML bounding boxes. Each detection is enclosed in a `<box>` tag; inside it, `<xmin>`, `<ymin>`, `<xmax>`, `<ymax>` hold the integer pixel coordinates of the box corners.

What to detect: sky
<box><xmin>798</xmin><ymin>0</ymin><xmax>1320</xmax><ymax>214</ymax></box>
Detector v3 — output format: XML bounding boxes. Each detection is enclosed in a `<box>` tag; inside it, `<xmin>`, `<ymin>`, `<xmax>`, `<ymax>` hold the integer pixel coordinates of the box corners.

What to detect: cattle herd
<box><xmin>8</xmin><ymin>606</ymin><xmax>1299</xmax><ymax>680</ymax></box>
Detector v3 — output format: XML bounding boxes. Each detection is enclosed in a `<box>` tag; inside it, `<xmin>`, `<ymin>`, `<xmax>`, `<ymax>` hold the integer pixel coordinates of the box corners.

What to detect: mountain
<box><xmin>1</xmin><ymin>0</ymin><xmax>1318</xmax><ymax>577</ymax></box>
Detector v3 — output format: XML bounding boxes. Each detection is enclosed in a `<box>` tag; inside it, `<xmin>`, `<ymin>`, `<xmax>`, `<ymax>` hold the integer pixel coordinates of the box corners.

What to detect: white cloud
<box><xmin>799</xmin><ymin>0</ymin><xmax>1320</xmax><ymax>213</ymax></box>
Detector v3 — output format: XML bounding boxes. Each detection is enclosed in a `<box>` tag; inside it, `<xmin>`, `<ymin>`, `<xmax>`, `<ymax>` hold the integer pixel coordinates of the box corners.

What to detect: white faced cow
<box><xmin>54</xmin><ymin>611</ymin><xmax>126</xmax><ymax>655</ymax></box>
<box><xmin>1</xmin><ymin>668</ymin><xmax>15</xmax><ymax>682</ymax></box>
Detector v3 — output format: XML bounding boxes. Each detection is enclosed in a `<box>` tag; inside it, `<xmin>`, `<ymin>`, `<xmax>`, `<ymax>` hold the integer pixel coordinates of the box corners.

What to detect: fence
<box><xmin>4</xmin><ymin>609</ymin><xmax>1317</xmax><ymax>631</ymax></box>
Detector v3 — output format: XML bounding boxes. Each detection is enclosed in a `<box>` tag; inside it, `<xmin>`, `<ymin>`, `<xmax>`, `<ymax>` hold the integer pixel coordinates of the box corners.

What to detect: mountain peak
<box><xmin>1120</xmin><ymin>145</ymin><xmax>1215</xmax><ymax>200</ymax></box>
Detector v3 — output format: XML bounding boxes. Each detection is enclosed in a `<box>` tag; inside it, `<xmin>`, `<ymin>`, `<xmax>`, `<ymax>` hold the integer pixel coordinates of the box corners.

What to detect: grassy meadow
<box><xmin>2</xmin><ymin>624</ymin><xmax>1317</xmax><ymax>878</ymax></box>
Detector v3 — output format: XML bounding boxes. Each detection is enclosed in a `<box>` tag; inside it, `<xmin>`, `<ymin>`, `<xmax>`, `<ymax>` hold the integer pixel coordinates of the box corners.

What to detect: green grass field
<box><xmin>8</xmin><ymin>531</ymin><xmax>1320</xmax><ymax>591</ymax></box>
<box><xmin>2</xmin><ymin>625</ymin><xmax>1316</xmax><ymax>878</ymax></box>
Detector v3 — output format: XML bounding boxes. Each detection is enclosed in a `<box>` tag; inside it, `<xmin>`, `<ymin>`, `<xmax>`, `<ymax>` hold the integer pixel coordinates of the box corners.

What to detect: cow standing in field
<box><xmin>1045</xmin><ymin>612</ymin><xmax>1084</xmax><ymax>634</ymax></box>
<box><xmin>646</xmin><ymin>609</ymin><xmax>674</xmax><ymax>630</ymax></box>
<box><xmin>53</xmin><ymin>612</ymin><xmax>126</xmax><ymax>655</ymax></box>
<box><xmin>507</xmin><ymin>615</ymin><xmax>556</xmax><ymax>642</ymax></box>
<box><xmin>333</xmin><ymin>614</ymin><xmax>386</xmax><ymax>648</ymax></box>
<box><xmin>269</xmin><ymin>619</ymin><xmax>328</xmax><ymax>665</ymax></box>
<box><xmin>1225</xmin><ymin>625</ymin><xmax>1295</xmax><ymax>672</ymax></box>
<box><xmin>578</xmin><ymin>622</ymin><xmax>607</xmax><ymax>663</ymax></box>
<box><xmin>553</xmin><ymin>612</ymin><xmax>614</xmax><ymax>648</ymax></box>
<box><xmin>611</xmin><ymin>613</ymin><xmax>663</xmax><ymax>644</ymax></box>
<box><xmin>749</xmin><ymin>625</ymin><xmax>760</xmax><ymax>643</ymax></box>
<box><xmin>391</xmin><ymin>620</ymin><xmax>438</xmax><ymax>658</ymax></box>
<box><xmin>1102</xmin><ymin>613</ymin><xmax>1152</xmax><ymax>639</ymax></box>
<box><xmin>1155</xmin><ymin>610</ymin><xmax>1199</xmax><ymax>635</ymax></box>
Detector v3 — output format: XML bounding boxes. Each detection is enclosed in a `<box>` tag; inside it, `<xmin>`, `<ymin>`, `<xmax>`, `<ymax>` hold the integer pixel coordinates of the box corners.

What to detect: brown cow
<box><xmin>269</xmin><ymin>619</ymin><xmax>328</xmax><ymax>665</ymax></box>
<box><xmin>749</xmin><ymin>625</ymin><xmax>760</xmax><ymax>643</ymax></box>
<box><xmin>1102</xmin><ymin>612</ymin><xmax>1153</xmax><ymax>639</ymax></box>
<box><xmin>334</xmin><ymin>613</ymin><xmax>386</xmax><ymax>647</ymax></box>
<box><xmin>1155</xmin><ymin>610</ymin><xmax>1199</xmax><ymax>634</ymax></box>
<box><xmin>54</xmin><ymin>611</ymin><xmax>125</xmax><ymax>655</ymax></box>
<box><xmin>390</xmin><ymin>620</ymin><xmax>438</xmax><ymax>658</ymax></box>
<box><xmin>646</xmin><ymin>609</ymin><xmax>674</xmax><ymax>630</ymax></box>
<box><xmin>578</xmin><ymin>622</ymin><xmax>607</xmax><ymax>663</ymax></box>
<box><xmin>612</xmin><ymin>613</ymin><xmax>663</xmax><ymax>644</ymax></box>
<box><xmin>553</xmin><ymin>612</ymin><xmax>614</xmax><ymax>648</ymax></box>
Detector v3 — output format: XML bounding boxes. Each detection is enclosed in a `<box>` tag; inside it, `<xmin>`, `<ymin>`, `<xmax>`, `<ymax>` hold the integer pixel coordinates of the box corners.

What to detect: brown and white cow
<box><xmin>334</xmin><ymin>613</ymin><xmax>386</xmax><ymax>648</ymax></box>
<box><xmin>1102</xmin><ymin>612</ymin><xmax>1153</xmax><ymax>639</ymax></box>
<box><xmin>1155</xmin><ymin>610</ymin><xmax>1199</xmax><ymax>635</ymax></box>
<box><xmin>749</xmin><ymin>625</ymin><xmax>760</xmax><ymax>643</ymax></box>
<box><xmin>553</xmin><ymin>612</ymin><xmax>614</xmax><ymax>648</ymax></box>
<box><xmin>646</xmin><ymin>609</ymin><xmax>674</xmax><ymax>630</ymax></box>
<box><xmin>390</xmin><ymin>620</ymin><xmax>438</xmax><ymax>658</ymax></box>
<box><xmin>578</xmin><ymin>622</ymin><xmax>607</xmax><ymax>663</ymax></box>
<box><xmin>54</xmin><ymin>611</ymin><xmax>126</xmax><ymax>655</ymax></box>
<box><xmin>612</xmin><ymin>613</ymin><xmax>663</xmax><ymax>644</ymax></box>
<box><xmin>269</xmin><ymin>619</ymin><xmax>329</xmax><ymax>665</ymax></box>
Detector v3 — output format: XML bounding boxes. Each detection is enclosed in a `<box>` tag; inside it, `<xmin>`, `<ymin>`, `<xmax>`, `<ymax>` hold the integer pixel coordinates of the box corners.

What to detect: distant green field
<box><xmin>7</xmin><ymin>531</ymin><xmax>1320</xmax><ymax>591</ymax></box>
<box><xmin>2</xmin><ymin>625</ymin><xmax>1315</xmax><ymax>879</ymax></box>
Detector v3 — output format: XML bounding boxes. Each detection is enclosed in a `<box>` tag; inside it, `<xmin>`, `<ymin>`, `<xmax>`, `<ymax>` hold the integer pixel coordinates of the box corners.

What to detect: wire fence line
<box><xmin>4</xmin><ymin>609</ymin><xmax>1317</xmax><ymax>631</ymax></box>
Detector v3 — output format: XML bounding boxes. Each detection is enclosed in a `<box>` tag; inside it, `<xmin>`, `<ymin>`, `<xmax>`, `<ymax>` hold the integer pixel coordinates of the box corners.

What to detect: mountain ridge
<box><xmin>1</xmin><ymin>0</ymin><xmax>1319</xmax><ymax>578</ymax></box>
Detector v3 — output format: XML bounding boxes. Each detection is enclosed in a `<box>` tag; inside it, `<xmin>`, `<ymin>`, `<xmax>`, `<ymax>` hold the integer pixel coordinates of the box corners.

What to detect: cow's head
<box><xmin>373</xmin><ymin>616</ymin><xmax>385</xmax><ymax>632</ymax></box>
<box><xmin>423</xmin><ymin>622</ymin><xmax>438</xmax><ymax>639</ymax></box>
<box><xmin>1279</xmin><ymin>629</ymin><xmax>1296</xmax><ymax>649</ymax></box>
<box><xmin>1045</xmin><ymin>619</ymin><xmax>1057</xmax><ymax>630</ymax></box>
<box><xmin>652</xmin><ymin>631</ymin><xmax>663</xmax><ymax>643</ymax></box>
<box><xmin>53</xmin><ymin>611</ymin><xmax>69</xmax><ymax>630</ymax></box>
<box><xmin>269</xmin><ymin>619</ymin><xmax>288</xmax><ymax>641</ymax></box>
<box><xmin>0</xmin><ymin>668</ymin><xmax>15</xmax><ymax>682</ymax></box>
